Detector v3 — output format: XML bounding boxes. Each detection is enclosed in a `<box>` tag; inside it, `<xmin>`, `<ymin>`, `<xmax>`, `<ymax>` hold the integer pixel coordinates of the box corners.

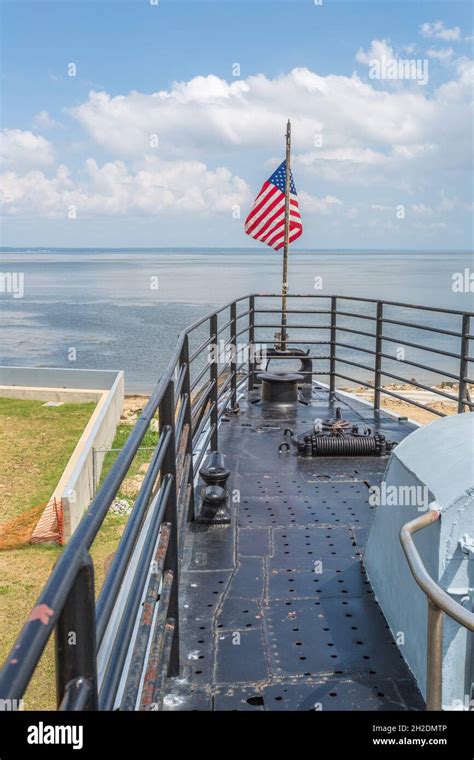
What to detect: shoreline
<box><xmin>338</xmin><ymin>381</ymin><xmax>464</xmax><ymax>425</ymax></box>
<box><xmin>123</xmin><ymin>380</ymin><xmax>467</xmax><ymax>427</ymax></box>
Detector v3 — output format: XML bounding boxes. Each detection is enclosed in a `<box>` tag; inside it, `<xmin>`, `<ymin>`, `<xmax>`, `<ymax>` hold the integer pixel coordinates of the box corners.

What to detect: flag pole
<box><xmin>280</xmin><ymin>118</ymin><xmax>291</xmax><ymax>352</ymax></box>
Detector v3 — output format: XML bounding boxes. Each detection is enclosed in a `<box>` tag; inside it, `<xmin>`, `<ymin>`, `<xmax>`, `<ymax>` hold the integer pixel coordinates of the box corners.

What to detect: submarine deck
<box><xmin>163</xmin><ymin>384</ymin><xmax>425</xmax><ymax>711</ymax></box>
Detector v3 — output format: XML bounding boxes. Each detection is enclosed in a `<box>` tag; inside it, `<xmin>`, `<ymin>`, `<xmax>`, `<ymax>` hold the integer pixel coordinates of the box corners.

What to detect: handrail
<box><xmin>0</xmin><ymin>291</ymin><xmax>472</xmax><ymax>711</ymax></box>
<box><xmin>0</xmin><ymin>298</ymin><xmax>242</xmax><ymax>708</ymax></box>
<box><xmin>400</xmin><ymin>510</ymin><xmax>474</xmax><ymax>629</ymax></box>
<box><xmin>400</xmin><ymin>509</ymin><xmax>474</xmax><ymax>710</ymax></box>
<box><xmin>253</xmin><ymin>292</ymin><xmax>474</xmax><ymax>317</ymax></box>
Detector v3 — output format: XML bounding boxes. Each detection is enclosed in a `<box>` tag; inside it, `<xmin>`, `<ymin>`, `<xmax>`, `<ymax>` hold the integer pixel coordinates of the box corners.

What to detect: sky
<box><xmin>0</xmin><ymin>0</ymin><xmax>473</xmax><ymax>249</ymax></box>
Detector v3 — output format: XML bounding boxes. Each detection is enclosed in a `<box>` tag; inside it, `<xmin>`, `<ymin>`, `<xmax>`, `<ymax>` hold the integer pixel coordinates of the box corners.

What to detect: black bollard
<box><xmin>197</xmin><ymin>452</ymin><xmax>231</xmax><ymax>524</ymax></box>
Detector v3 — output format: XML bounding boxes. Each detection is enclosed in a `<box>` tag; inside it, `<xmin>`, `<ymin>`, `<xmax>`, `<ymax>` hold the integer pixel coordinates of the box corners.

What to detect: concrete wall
<box><xmin>59</xmin><ymin>371</ymin><xmax>124</xmax><ymax>537</ymax></box>
<box><xmin>0</xmin><ymin>366</ymin><xmax>124</xmax><ymax>540</ymax></box>
<box><xmin>364</xmin><ymin>413</ymin><xmax>474</xmax><ymax>709</ymax></box>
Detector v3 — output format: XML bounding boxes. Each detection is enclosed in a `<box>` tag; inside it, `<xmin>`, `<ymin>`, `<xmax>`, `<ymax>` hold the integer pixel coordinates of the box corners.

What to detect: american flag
<box><xmin>244</xmin><ymin>161</ymin><xmax>303</xmax><ymax>251</ymax></box>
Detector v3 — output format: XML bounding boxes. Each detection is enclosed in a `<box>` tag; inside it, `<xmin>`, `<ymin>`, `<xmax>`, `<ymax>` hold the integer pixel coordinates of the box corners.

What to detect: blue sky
<box><xmin>0</xmin><ymin>0</ymin><xmax>473</xmax><ymax>248</ymax></box>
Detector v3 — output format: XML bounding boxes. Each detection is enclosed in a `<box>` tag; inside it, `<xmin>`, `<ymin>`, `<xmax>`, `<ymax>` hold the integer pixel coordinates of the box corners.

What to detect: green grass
<box><xmin>0</xmin><ymin>398</ymin><xmax>96</xmax><ymax>521</ymax></box>
<box><xmin>99</xmin><ymin>422</ymin><xmax>159</xmax><ymax>497</ymax></box>
<box><xmin>0</xmin><ymin>396</ymin><xmax>116</xmax><ymax>710</ymax></box>
<box><xmin>0</xmin><ymin>399</ymin><xmax>159</xmax><ymax>709</ymax></box>
<box><xmin>0</xmin><ymin>517</ymin><xmax>128</xmax><ymax>710</ymax></box>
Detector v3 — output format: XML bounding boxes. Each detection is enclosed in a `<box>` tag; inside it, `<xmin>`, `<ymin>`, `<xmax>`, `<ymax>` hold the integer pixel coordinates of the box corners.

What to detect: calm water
<box><xmin>1</xmin><ymin>249</ymin><xmax>472</xmax><ymax>392</ymax></box>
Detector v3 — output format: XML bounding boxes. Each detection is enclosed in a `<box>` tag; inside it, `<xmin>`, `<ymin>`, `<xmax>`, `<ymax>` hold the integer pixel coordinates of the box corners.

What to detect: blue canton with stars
<box><xmin>268</xmin><ymin>161</ymin><xmax>297</xmax><ymax>194</ymax></box>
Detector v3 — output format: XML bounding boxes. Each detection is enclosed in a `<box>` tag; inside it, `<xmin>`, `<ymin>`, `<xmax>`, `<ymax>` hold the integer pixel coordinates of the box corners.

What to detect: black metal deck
<box><xmin>163</xmin><ymin>385</ymin><xmax>425</xmax><ymax>711</ymax></box>
<box><xmin>4</xmin><ymin>293</ymin><xmax>469</xmax><ymax>712</ymax></box>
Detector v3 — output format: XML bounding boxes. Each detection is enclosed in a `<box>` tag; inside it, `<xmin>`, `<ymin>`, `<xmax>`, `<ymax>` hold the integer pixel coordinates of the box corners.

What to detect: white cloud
<box><xmin>0</xmin><ymin>165</ymin><xmax>71</xmax><ymax>215</ymax></box>
<box><xmin>299</xmin><ymin>191</ymin><xmax>343</xmax><ymax>215</ymax></box>
<box><xmin>0</xmin><ymin>157</ymin><xmax>250</xmax><ymax>218</ymax></box>
<box><xmin>67</xmin><ymin>62</ymin><xmax>473</xmax><ymax>189</ymax></box>
<box><xmin>437</xmin><ymin>194</ymin><xmax>474</xmax><ymax>213</ymax></box>
<box><xmin>420</xmin><ymin>21</ymin><xmax>461</xmax><ymax>41</ymax></box>
<box><xmin>69</xmin><ymin>78</ymin><xmax>260</xmax><ymax>158</ymax></box>
<box><xmin>296</xmin><ymin>147</ymin><xmax>388</xmax><ymax>167</ymax></box>
<box><xmin>2</xmin><ymin>57</ymin><xmax>472</xmax><ymax>240</ymax></box>
<box><xmin>355</xmin><ymin>39</ymin><xmax>394</xmax><ymax>65</ymax></box>
<box><xmin>0</xmin><ymin>129</ymin><xmax>55</xmax><ymax>171</ymax></box>
<box><xmin>33</xmin><ymin>111</ymin><xmax>60</xmax><ymax>129</ymax></box>
<box><xmin>426</xmin><ymin>47</ymin><xmax>454</xmax><ymax>61</ymax></box>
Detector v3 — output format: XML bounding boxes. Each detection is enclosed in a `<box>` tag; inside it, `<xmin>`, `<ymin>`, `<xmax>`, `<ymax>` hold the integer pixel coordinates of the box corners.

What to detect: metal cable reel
<box><xmin>279</xmin><ymin>406</ymin><xmax>397</xmax><ymax>457</ymax></box>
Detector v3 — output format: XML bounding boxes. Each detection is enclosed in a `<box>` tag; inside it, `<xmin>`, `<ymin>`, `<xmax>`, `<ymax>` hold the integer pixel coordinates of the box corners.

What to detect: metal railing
<box><xmin>400</xmin><ymin>509</ymin><xmax>474</xmax><ymax>711</ymax></box>
<box><xmin>0</xmin><ymin>295</ymin><xmax>250</xmax><ymax>711</ymax></box>
<box><xmin>0</xmin><ymin>293</ymin><xmax>472</xmax><ymax>711</ymax></box>
<box><xmin>251</xmin><ymin>294</ymin><xmax>473</xmax><ymax>415</ymax></box>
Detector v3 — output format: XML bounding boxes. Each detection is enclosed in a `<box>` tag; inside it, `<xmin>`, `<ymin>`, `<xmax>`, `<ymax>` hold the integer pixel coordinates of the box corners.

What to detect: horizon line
<box><xmin>1</xmin><ymin>246</ymin><xmax>472</xmax><ymax>253</ymax></box>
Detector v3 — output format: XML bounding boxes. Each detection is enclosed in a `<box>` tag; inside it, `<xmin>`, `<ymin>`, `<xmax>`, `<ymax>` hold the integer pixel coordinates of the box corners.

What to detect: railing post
<box><xmin>230</xmin><ymin>301</ymin><xmax>237</xmax><ymax>409</ymax></box>
<box><xmin>426</xmin><ymin>601</ymin><xmax>443</xmax><ymax>710</ymax></box>
<box><xmin>330</xmin><ymin>296</ymin><xmax>337</xmax><ymax>398</ymax></box>
<box><xmin>159</xmin><ymin>379</ymin><xmax>180</xmax><ymax>677</ymax></box>
<box><xmin>458</xmin><ymin>314</ymin><xmax>470</xmax><ymax>413</ymax></box>
<box><xmin>210</xmin><ymin>314</ymin><xmax>218</xmax><ymax>450</ymax></box>
<box><xmin>55</xmin><ymin>551</ymin><xmax>98</xmax><ymax>710</ymax></box>
<box><xmin>374</xmin><ymin>301</ymin><xmax>383</xmax><ymax>411</ymax></box>
<box><xmin>248</xmin><ymin>295</ymin><xmax>255</xmax><ymax>390</ymax></box>
<box><xmin>181</xmin><ymin>336</ymin><xmax>195</xmax><ymax>521</ymax></box>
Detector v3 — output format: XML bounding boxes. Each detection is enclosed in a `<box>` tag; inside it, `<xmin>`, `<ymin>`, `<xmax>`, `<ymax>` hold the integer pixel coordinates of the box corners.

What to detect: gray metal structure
<box><xmin>0</xmin><ymin>293</ymin><xmax>472</xmax><ymax>711</ymax></box>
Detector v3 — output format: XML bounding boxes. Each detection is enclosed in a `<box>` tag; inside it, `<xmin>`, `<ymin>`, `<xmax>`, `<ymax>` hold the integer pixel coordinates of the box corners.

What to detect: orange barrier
<box><xmin>52</xmin><ymin>498</ymin><xmax>64</xmax><ymax>545</ymax></box>
<box><xmin>30</xmin><ymin>497</ymin><xmax>64</xmax><ymax>545</ymax></box>
<box><xmin>0</xmin><ymin>498</ymin><xmax>64</xmax><ymax>550</ymax></box>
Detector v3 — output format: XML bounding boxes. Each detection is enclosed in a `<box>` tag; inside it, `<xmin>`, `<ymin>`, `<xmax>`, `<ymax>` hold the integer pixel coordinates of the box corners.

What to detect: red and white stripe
<box><xmin>245</xmin><ymin>180</ymin><xmax>303</xmax><ymax>251</ymax></box>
